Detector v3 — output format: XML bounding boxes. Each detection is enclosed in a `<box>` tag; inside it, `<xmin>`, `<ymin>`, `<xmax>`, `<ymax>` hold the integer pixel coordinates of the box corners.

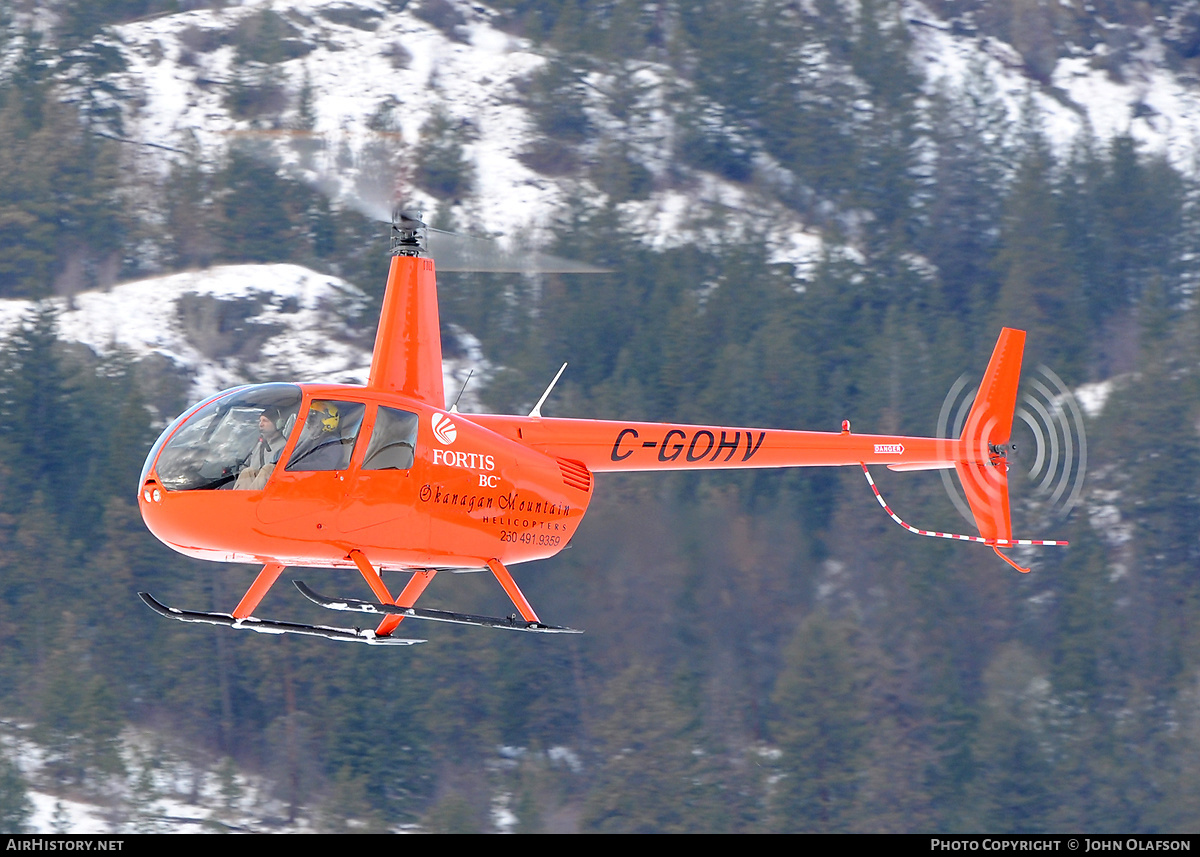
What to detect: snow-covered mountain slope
<box><xmin>4</xmin><ymin>719</ymin><xmax>319</xmax><ymax>834</ymax></box>
<box><xmin>109</xmin><ymin>0</ymin><xmax>562</xmax><ymax>244</ymax></box>
<box><xmin>0</xmin><ymin>263</ymin><xmax>487</xmax><ymax>411</ymax></box>
<box><xmin>906</xmin><ymin>0</ymin><xmax>1200</xmax><ymax>171</ymax></box>
<box><xmin>85</xmin><ymin>0</ymin><xmax>1200</xmax><ymax>271</ymax></box>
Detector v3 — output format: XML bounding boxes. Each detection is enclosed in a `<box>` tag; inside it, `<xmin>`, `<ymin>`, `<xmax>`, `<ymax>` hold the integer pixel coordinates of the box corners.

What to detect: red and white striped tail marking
<box><xmin>859</xmin><ymin>463</ymin><xmax>1068</xmax><ymax>573</ymax></box>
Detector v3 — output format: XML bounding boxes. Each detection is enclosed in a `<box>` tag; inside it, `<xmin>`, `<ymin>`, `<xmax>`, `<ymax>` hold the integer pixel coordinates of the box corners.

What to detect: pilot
<box><xmin>233</xmin><ymin>406</ymin><xmax>289</xmax><ymax>490</ymax></box>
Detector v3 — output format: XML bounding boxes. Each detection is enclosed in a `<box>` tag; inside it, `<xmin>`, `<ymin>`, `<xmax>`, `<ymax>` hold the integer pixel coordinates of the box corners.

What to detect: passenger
<box><xmin>286</xmin><ymin>401</ymin><xmax>348</xmax><ymax>471</ymax></box>
<box><xmin>233</xmin><ymin>406</ymin><xmax>289</xmax><ymax>490</ymax></box>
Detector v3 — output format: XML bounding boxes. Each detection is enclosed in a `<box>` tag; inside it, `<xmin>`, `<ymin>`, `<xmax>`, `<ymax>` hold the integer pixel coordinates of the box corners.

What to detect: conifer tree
<box><xmin>963</xmin><ymin>642</ymin><xmax>1058</xmax><ymax>832</ymax></box>
<box><xmin>583</xmin><ymin>661</ymin><xmax>726</xmax><ymax>832</ymax></box>
<box><xmin>770</xmin><ymin>612</ymin><xmax>870</xmax><ymax>832</ymax></box>
<box><xmin>413</xmin><ymin>108</ymin><xmax>475</xmax><ymax>201</ymax></box>
<box><xmin>0</xmin><ymin>753</ymin><xmax>31</xmax><ymax>834</ymax></box>
<box><xmin>216</xmin><ymin>149</ymin><xmax>300</xmax><ymax>263</ymax></box>
<box><xmin>920</xmin><ymin>68</ymin><xmax>1015</xmax><ymax>327</ymax></box>
<box><xmin>992</xmin><ymin>118</ymin><xmax>1086</xmax><ymax>380</ymax></box>
<box><xmin>0</xmin><ymin>307</ymin><xmax>80</xmax><ymax>518</ymax></box>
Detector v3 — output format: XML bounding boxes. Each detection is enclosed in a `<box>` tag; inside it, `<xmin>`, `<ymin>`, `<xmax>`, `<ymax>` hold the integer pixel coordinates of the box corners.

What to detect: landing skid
<box><xmin>138</xmin><ymin>592</ymin><xmax>425</xmax><ymax>646</ymax></box>
<box><xmin>293</xmin><ymin>581</ymin><xmax>582</xmax><ymax>634</ymax></box>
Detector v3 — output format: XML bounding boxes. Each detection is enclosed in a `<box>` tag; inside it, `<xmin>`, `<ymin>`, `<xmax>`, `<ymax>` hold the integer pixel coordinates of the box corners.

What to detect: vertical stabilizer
<box><xmin>957</xmin><ymin>328</ymin><xmax>1026</xmax><ymax>543</ymax></box>
<box><xmin>368</xmin><ymin>254</ymin><xmax>446</xmax><ymax>407</ymax></box>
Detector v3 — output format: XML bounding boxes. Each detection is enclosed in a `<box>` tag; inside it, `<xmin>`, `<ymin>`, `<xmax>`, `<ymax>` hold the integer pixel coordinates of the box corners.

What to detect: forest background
<box><xmin>0</xmin><ymin>0</ymin><xmax>1199</xmax><ymax>833</ymax></box>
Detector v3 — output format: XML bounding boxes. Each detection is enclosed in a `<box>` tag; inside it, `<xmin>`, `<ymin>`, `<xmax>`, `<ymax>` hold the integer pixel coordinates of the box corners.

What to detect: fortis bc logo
<box><xmin>431</xmin><ymin>413</ymin><xmax>457</xmax><ymax>445</ymax></box>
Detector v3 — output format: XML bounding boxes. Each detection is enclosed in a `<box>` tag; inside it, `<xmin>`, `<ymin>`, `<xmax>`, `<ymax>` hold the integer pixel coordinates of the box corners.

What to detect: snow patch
<box><xmin>1075</xmin><ymin>379</ymin><xmax>1114</xmax><ymax>419</ymax></box>
<box><xmin>0</xmin><ymin>263</ymin><xmax>492</xmax><ymax>414</ymax></box>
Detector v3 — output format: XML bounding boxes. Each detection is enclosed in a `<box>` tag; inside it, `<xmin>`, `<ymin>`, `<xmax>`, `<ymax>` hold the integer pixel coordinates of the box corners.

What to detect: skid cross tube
<box><xmin>346</xmin><ymin>552</ymin><xmax>545</xmax><ymax>632</ymax></box>
<box><xmin>377</xmin><ymin>570</ymin><xmax>437</xmax><ymax>637</ymax></box>
<box><xmin>348</xmin><ymin>549</ymin><xmax>438</xmax><ymax>637</ymax></box>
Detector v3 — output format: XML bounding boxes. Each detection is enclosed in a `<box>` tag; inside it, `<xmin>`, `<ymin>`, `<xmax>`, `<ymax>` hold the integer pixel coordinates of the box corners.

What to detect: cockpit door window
<box><xmin>361</xmin><ymin>406</ymin><xmax>419</xmax><ymax>470</ymax></box>
<box><xmin>285</xmin><ymin>400</ymin><xmax>366</xmax><ymax>472</ymax></box>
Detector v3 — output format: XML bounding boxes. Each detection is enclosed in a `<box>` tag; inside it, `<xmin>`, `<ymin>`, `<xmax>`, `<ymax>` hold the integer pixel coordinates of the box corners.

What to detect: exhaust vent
<box><xmin>557</xmin><ymin>458</ymin><xmax>592</xmax><ymax>493</ymax></box>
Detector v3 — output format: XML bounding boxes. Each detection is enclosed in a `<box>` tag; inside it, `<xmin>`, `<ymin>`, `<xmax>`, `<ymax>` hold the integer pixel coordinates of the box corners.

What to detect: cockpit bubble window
<box><xmin>155</xmin><ymin>384</ymin><xmax>302</xmax><ymax>491</ymax></box>
<box><xmin>362</xmin><ymin>406</ymin><xmax>419</xmax><ymax>470</ymax></box>
<box><xmin>285</xmin><ymin>400</ymin><xmax>366</xmax><ymax>472</ymax></box>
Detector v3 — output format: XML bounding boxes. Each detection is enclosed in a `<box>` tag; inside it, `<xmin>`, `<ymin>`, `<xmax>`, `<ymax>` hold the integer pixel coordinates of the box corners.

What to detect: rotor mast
<box><xmin>367</xmin><ymin>210</ymin><xmax>446</xmax><ymax>407</ymax></box>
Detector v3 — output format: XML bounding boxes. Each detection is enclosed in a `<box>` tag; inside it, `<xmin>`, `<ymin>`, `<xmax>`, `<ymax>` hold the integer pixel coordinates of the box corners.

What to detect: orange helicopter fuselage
<box><xmin>139</xmin><ymin>385</ymin><xmax>593</xmax><ymax>571</ymax></box>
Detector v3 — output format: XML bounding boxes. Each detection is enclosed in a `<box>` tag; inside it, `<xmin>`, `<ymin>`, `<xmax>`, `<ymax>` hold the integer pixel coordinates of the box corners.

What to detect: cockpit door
<box><xmin>256</xmin><ymin>399</ymin><xmax>365</xmax><ymax>526</ymax></box>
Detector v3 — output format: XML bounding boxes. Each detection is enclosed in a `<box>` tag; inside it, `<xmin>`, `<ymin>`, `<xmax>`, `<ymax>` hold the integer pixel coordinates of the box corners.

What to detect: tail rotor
<box><xmin>874</xmin><ymin>327</ymin><xmax>1075</xmax><ymax>572</ymax></box>
<box><xmin>938</xmin><ymin>364</ymin><xmax>1088</xmax><ymax>530</ymax></box>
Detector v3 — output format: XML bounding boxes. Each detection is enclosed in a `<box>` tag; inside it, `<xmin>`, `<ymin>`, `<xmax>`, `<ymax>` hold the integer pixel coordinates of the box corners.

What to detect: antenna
<box><xmin>529</xmin><ymin>363</ymin><xmax>568</xmax><ymax>418</ymax></box>
<box><xmin>449</xmin><ymin>370</ymin><xmax>474</xmax><ymax>413</ymax></box>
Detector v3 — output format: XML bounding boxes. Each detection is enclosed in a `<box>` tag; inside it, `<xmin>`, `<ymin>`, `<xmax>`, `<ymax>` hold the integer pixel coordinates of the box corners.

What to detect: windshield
<box><xmin>154</xmin><ymin>384</ymin><xmax>303</xmax><ymax>491</ymax></box>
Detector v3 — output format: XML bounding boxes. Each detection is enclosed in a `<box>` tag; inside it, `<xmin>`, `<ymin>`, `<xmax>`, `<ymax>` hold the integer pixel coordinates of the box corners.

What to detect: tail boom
<box><xmin>467</xmin><ymin>414</ymin><xmax>973</xmax><ymax>473</ymax></box>
<box><xmin>468</xmin><ymin>327</ymin><xmax>1067</xmax><ymax>571</ymax></box>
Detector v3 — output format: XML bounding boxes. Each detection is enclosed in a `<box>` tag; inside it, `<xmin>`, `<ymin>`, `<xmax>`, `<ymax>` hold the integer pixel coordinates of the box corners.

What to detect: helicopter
<box><xmin>137</xmin><ymin>210</ymin><xmax>1067</xmax><ymax>645</ymax></box>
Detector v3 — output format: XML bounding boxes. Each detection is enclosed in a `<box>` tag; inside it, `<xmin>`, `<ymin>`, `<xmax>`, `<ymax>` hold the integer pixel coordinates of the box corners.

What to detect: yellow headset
<box><xmin>309</xmin><ymin>401</ymin><xmax>340</xmax><ymax>433</ymax></box>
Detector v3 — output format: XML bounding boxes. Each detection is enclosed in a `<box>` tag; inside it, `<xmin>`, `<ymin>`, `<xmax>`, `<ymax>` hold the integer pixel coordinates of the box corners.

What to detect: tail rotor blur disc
<box><xmin>937</xmin><ymin>366</ymin><xmax>1087</xmax><ymax>527</ymax></box>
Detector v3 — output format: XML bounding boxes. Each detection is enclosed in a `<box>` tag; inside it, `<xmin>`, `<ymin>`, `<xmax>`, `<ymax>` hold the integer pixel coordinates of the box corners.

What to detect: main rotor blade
<box><xmin>426</xmin><ymin>230</ymin><xmax>609</xmax><ymax>273</ymax></box>
<box><xmin>226</xmin><ymin>133</ymin><xmax>608</xmax><ymax>273</ymax></box>
<box><xmin>329</xmin><ymin>185</ymin><xmax>611</xmax><ymax>272</ymax></box>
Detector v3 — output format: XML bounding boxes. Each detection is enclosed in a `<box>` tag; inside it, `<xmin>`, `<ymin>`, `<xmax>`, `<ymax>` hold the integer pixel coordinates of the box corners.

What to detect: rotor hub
<box><xmin>390</xmin><ymin>208</ymin><xmax>426</xmax><ymax>256</ymax></box>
